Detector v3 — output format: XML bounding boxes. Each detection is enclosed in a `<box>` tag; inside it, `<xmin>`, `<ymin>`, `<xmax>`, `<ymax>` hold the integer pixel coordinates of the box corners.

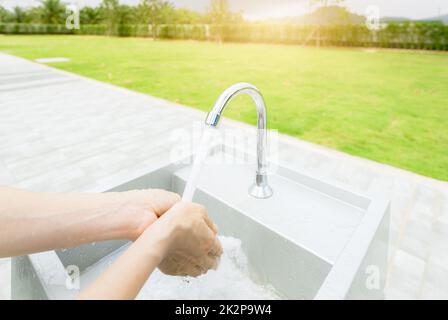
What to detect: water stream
<box><xmin>182</xmin><ymin>125</ymin><xmax>215</xmax><ymax>201</ymax></box>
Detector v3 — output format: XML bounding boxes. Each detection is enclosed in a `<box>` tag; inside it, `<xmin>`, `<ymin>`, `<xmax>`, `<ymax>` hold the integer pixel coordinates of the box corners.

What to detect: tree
<box><xmin>39</xmin><ymin>0</ymin><xmax>66</xmax><ymax>24</ymax></box>
<box><xmin>159</xmin><ymin>2</ymin><xmax>175</xmax><ymax>24</ymax></box>
<box><xmin>100</xmin><ymin>0</ymin><xmax>120</xmax><ymax>35</ymax></box>
<box><xmin>207</xmin><ymin>0</ymin><xmax>243</xmax><ymax>42</ymax></box>
<box><xmin>138</xmin><ymin>0</ymin><xmax>173</xmax><ymax>39</ymax></box>
<box><xmin>116</xmin><ymin>4</ymin><xmax>137</xmax><ymax>25</ymax></box>
<box><xmin>13</xmin><ymin>6</ymin><xmax>27</xmax><ymax>23</ymax></box>
<box><xmin>172</xmin><ymin>8</ymin><xmax>202</xmax><ymax>24</ymax></box>
<box><xmin>0</xmin><ymin>6</ymin><xmax>13</xmax><ymax>23</ymax></box>
<box><xmin>307</xmin><ymin>0</ymin><xmax>357</xmax><ymax>26</ymax></box>
<box><xmin>208</xmin><ymin>0</ymin><xmax>231</xmax><ymax>25</ymax></box>
<box><xmin>80</xmin><ymin>6</ymin><xmax>101</xmax><ymax>24</ymax></box>
<box><xmin>25</xmin><ymin>7</ymin><xmax>44</xmax><ymax>23</ymax></box>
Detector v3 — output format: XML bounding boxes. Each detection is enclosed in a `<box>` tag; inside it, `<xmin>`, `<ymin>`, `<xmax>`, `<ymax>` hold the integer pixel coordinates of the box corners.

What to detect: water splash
<box><xmin>136</xmin><ymin>236</ymin><xmax>280</xmax><ymax>299</ymax></box>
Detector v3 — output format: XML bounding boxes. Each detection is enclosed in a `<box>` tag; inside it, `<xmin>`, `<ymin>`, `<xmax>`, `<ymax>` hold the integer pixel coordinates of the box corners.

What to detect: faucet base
<box><xmin>249</xmin><ymin>182</ymin><xmax>273</xmax><ymax>199</ymax></box>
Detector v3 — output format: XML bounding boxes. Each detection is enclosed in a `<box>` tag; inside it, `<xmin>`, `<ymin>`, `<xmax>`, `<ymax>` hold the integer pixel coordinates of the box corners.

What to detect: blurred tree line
<box><xmin>0</xmin><ymin>0</ymin><xmax>243</xmax><ymax>26</ymax></box>
<box><xmin>1</xmin><ymin>0</ymin><xmax>446</xmax><ymax>50</ymax></box>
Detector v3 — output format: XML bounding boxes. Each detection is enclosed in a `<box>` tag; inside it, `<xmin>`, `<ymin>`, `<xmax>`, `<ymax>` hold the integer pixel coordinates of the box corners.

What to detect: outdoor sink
<box><xmin>12</xmin><ymin>145</ymin><xmax>390</xmax><ymax>300</ymax></box>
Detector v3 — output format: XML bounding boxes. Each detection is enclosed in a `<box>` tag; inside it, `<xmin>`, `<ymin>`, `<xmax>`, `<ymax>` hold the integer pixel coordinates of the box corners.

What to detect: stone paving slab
<box><xmin>0</xmin><ymin>52</ymin><xmax>447</xmax><ymax>300</ymax></box>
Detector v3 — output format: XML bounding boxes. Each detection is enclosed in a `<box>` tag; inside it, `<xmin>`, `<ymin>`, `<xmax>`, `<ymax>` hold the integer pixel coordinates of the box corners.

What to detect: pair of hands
<box><xmin>123</xmin><ymin>189</ymin><xmax>223</xmax><ymax>277</ymax></box>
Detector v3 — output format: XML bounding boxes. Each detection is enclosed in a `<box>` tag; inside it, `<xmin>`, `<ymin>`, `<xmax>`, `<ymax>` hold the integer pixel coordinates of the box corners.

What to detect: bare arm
<box><xmin>0</xmin><ymin>186</ymin><xmax>180</xmax><ymax>258</ymax></box>
<box><xmin>75</xmin><ymin>225</ymin><xmax>167</xmax><ymax>300</ymax></box>
<box><xmin>76</xmin><ymin>202</ymin><xmax>223</xmax><ymax>300</ymax></box>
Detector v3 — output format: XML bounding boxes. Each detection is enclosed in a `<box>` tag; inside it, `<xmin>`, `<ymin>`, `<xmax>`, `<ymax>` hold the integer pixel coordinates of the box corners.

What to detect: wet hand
<box><xmin>144</xmin><ymin>201</ymin><xmax>223</xmax><ymax>277</ymax></box>
<box><xmin>116</xmin><ymin>189</ymin><xmax>181</xmax><ymax>240</ymax></box>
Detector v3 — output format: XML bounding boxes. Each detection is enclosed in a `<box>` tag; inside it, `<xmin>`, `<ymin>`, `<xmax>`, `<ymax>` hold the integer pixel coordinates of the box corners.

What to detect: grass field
<box><xmin>0</xmin><ymin>35</ymin><xmax>447</xmax><ymax>181</ymax></box>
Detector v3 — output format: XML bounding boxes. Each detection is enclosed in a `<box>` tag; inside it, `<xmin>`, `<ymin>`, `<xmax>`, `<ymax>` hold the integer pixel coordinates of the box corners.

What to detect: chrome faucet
<box><xmin>205</xmin><ymin>83</ymin><xmax>273</xmax><ymax>199</ymax></box>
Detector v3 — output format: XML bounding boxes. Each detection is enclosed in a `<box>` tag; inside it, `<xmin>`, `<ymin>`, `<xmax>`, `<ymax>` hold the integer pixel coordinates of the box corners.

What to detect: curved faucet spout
<box><xmin>205</xmin><ymin>83</ymin><xmax>273</xmax><ymax>199</ymax></box>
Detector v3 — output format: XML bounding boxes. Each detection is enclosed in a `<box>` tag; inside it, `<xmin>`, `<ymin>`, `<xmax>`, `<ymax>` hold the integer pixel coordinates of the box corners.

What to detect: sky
<box><xmin>0</xmin><ymin>0</ymin><xmax>447</xmax><ymax>20</ymax></box>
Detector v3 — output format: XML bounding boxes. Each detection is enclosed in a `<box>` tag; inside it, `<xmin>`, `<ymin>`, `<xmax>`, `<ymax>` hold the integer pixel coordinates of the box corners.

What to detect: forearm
<box><xmin>76</xmin><ymin>228</ymin><xmax>169</xmax><ymax>300</ymax></box>
<box><xmin>0</xmin><ymin>186</ymin><xmax>141</xmax><ymax>257</ymax></box>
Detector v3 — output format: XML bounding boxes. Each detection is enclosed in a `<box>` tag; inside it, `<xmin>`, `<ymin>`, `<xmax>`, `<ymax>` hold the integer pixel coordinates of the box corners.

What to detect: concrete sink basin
<box><xmin>12</xmin><ymin>146</ymin><xmax>390</xmax><ymax>300</ymax></box>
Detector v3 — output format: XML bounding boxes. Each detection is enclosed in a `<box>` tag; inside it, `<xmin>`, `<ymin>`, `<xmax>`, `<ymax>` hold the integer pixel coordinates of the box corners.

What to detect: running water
<box><xmin>182</xmin><ymin>125</ymin><xmax>215</xmax><ymax>202</ymax></box>
<box><xmin>136</xmin><ymin>236</ymin><xmax>279</xmax><ymax>299</ymax></box>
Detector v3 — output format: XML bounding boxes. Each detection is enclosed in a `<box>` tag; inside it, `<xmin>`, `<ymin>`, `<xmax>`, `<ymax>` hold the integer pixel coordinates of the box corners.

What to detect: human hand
<box><xmin>142</xmin><ymin>201</ymin><xmax>223</xmax><ymax>277</ymax></box>
<box><xmin>114</xmin><ymin>189</ymin><xmax>181</xmax><ymax>240</ymax></box>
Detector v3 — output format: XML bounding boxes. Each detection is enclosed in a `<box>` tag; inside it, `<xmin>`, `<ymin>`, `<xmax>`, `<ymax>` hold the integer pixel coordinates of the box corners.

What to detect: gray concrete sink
<box><xmin>12</xmin><ymin>146</ymin><xmax>390</xmax><ymax>300</ymax></box>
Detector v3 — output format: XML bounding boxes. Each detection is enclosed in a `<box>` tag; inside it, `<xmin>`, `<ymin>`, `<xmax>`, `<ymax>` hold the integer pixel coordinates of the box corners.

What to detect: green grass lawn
<box><xmin>1</xmin><ymin>35</ymin><xmax>447</xmax><ymax>181</ymax></box>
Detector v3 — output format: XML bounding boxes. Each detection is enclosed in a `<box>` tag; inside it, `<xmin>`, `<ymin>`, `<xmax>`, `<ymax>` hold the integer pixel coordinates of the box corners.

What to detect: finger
<box><xmin>189</xmin><ymin>202</ymin><xmax>207</xmax><ymax>217</ymax></box>
<box><xmin>204</xmin><ymin>255</ymin><xmax>219</xmax><ymax>271</ymax></box>
<box><xmin>195</xmin><ymin>255</ymin><xmax>217</xmax><ymax>275</ymax></box>
<box><xmin>198</xmin><ymin>226</ymin><xmax>217</xmax><ymax>255</ymax></box>
<box><xmin>188</xmin><ymin>265</ymin><xmax>203</xmax><ymax>278</ymax></box>
<box><xmin>208</xmin><ymin>237</ymin><xmax>223</xmax><ymax>257</ymax></box>
<box><xmin>202</xmin><ymin>214</ymin><xmax>218</xmax><ymax>235</ymax></box>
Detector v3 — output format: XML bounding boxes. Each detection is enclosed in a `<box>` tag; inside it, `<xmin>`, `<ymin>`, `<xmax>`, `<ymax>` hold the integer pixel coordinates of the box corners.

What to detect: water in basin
<box><xmin>81</xmin><ymin>236</ymin><xmax>280</xmax><ymax>299</ymax></box>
